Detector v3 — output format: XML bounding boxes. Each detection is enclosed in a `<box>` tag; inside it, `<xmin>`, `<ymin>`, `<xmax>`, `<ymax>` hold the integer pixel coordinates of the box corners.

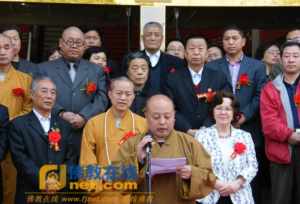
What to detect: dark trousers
<box><xmin>251</xmin><ymin>147</ymin><xmax>270</xmax><ymax>204</ymax></box>
<box><xmin>270</xmin><ymin>146</ymin><xmax>300</xmax><ymax>204</ymax></box>
<box><xmin>196</xmin><ymin>197</ymin><xmax>232</xmax><ymax>204</ymax></box>
<box><xmin>216</xmin><ymin>196</ymin><xmax>232</xmax><ymax>204</ymax></box>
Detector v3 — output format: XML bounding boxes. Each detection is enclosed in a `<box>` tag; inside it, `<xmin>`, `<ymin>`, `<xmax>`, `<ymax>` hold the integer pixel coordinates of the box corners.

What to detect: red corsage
<box><xmin>230</xmin><ymin>142</ymin><xmax>246</xmax><ymax>159</ymax></box>
<box><xmin>236</xmin><ymin>73</ymin><xmax>251</xmax><ymax>89</ymax></box>
<box><xmin>12</xmin><ymin>88</ymin><xmax>25</xmax><ymax>97</ymax></box>
<box><xmin>103</xmin><ymin>66</ymin><xmax>112</xmax><ymax>74</ymax></box>
<box><xmin>48</xmin><ymin>128</ymin><xmax>61</xmax><ymax>152</ymax></box>
<box><xmin>197</xmin><ymin>88</ymin><xmax>216</xmax><ymax>103</ymax></box>
<box><xmin>81</xmin><ymin>81</ymin><xmax>97</xmax><ymax>95</ymax></box>
<box><xmin>119</xmin><ymin>131</ymin><xmax>136</xmax><ymax>145</ymax></box>
<box><xmin>294</xmin><ymin>93</ymin><xmax>300</xmax><ymax>108</ymax></box>
<box><xmin>169</xmin><ymin>67</ymin><xmax>176</xmax><ymax>73</ymax></box>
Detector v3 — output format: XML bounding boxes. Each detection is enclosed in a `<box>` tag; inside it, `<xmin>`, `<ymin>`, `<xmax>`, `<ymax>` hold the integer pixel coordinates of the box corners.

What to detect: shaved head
<box><xmin>145</xmin><ymin>94</ymin><xmax>175</xmax><ymax>113</ymax></box>
<box><xmin>59</xmin><ymin>26</ymin><xmax>86</xmax><ymax>61</ymax></box>
<box><xmin>62</xmin><ymin>26</ymin><xmax>84</xmax><ymax>39</ymax></box>
<box><xmin>145</xmin><ymin>94</ymin><xmax>175</xmax><ymax>139</ymax></box>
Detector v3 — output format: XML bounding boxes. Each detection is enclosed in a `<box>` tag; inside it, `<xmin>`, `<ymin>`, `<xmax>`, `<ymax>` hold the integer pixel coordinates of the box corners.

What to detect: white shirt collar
<box><xmin>33</xmin><ymin>109</ymin><xmax>51</xmax><ymax>121</ymax></box>
<box><xmin>188</xmin><ymin>66</ymin><xmax>204</xmax><ymax>77</ymax></box>
<box><xmin>145</xmin><ymin>50</ymin><xmax>161</xmax><ymax>58</ymax></box>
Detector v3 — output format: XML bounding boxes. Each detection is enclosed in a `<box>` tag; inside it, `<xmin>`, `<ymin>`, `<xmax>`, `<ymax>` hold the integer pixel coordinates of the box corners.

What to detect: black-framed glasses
<box><xmin>62</xmin><ymin>38</ymin><xmax>85</xmax><ymax>47</ymax></box>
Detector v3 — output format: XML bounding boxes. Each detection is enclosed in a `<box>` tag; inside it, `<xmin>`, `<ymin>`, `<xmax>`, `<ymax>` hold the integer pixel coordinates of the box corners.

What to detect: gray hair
<box><xmin>0</xmin><ymin>33</ymin><xmax>13</xmax><ymax>45</ymax></box>
<box><xmin>143</xmin><ymin>21</ymin><xmax>163</xmax><ymax>34</ymax></box>
<box><xmin>31</xmin><ymin>75</ymin><xmax>56</xmax><ymax>93</ymax></box>
<box><xmin>109</xmin><ymin>76</ymin><xmax>134</xmax><ymax>91</ymax></box>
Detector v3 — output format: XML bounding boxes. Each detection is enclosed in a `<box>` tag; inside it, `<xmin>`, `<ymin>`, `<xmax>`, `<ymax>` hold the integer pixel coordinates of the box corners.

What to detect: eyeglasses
<box><xmin>61</xmin><ymin>38</ymin><xmax>85</xmax><ymax>47</ymax></box>
<box><xmin>215</xmin><ymin>106</ymin><xmax>233</xmax><ymax>112</ymax></box>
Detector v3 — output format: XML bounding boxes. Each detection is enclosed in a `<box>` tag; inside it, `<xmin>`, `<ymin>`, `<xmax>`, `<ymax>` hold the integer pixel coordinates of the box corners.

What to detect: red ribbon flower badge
<box><xmin>119</xmin><ymin>131</ymin><xmax>136</xmax><ymax>145</ymax></box>
<box><xmin>12</xmin><ymin>88</ymin><xmax>25</xmax><ymax>97</ymax></box>
<box><xmin>197</xmin><ymin>88</ymin><xmax>216</xmax><ymax>103</ymax></box>
<box><xmin>236</xmin><ymin>73</ymin><xmax>251</xmax><ymax>89</ymax></box>
<box><xmin>294</xmin><ymin>93</ymin><xmax>300</xmax><ymax>108</ymax></box>
<box><xmin>230</xmin><ymin>142</ymin><xmax>246</xmax><ymax>159</ymax></box>
<box><xmin>48</xmin><ymin>128</ymin><xmax>61</xmax><ymax>152</ymax></box>
<box><xmin>81</xmin><ymin>81</ymin><xmax>97</xmax><ymax>95</ymax></box>
<box><xmin>103</xmin><ymin>66</ymin><xmax>112</xmax><ymax>74</ymax></box>
<box><xmin>169</xmin><ymin>67</ymin><xmax>176</xmax><ymax>73</ymax></box>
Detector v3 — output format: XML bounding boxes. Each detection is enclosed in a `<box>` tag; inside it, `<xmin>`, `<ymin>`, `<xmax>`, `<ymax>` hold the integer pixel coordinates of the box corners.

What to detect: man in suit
<box><xmin>38</xmin><ymin>26</ymin><xmax>108</xmax><ymax>162</ymax></box>
<box><xmin>0</xmin><ymin>104</ymin><xmax>9</xmax><ymax>204</ymax></box>
<box><xmin>164</xmin><ymin>36</ymin><xmax>230</xmax><ymax>136</ymax></box>
<box><xmin>9</xmin><ymin>76</ymin><xmax>75</xmax><ymax>204</ymax></box>
<box><xmin>206</xmin><ymin>26</ymin><xmax>267</xmax><ymax>204</ymax></box>
<box><xmin>2</xmin><ymin>26</ymin><xmax>38</xmax><ymax>76</ymax></box>
<box><xmin>122</xmin><ymin>21</ymin><xmax>184</xmax><ymax>93</ymax></box>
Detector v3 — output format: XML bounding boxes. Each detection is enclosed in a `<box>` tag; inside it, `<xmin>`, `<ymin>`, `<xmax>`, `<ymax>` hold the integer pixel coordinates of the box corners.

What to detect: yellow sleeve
<box><xmin>79</xmin><ymin>119</ymin><xmax>98</xmax><ymax>165</ymax></box>
<box><xmin>179</xmin><ymin>138</ymin><xmax>216</xmax><ymax>200</ymax></box>
<box><xmin>20</xmin><ymin>76</ymin><xmax>32</xmax><ymax>116</ymax></box>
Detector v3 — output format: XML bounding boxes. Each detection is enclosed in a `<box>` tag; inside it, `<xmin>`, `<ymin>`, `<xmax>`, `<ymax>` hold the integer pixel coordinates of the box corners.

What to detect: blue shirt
<box><xmin>284</xmin><ymin>80</ymin><xmax>300</xmax><ymax>129</ymax></box>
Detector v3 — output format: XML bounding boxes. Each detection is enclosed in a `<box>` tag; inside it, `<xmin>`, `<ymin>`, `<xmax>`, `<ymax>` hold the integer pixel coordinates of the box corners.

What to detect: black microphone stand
<box><xmin>145</xmin><ymin>142</ymin><xmax>152</xmax><ymax>204</ymax></box>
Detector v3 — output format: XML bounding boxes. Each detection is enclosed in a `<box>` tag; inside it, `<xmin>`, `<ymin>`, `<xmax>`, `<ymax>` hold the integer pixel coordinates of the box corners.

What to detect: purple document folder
<box><xmin>150</xmin><ymin>157</ymin><xmax>187</xmax><ymax>177</ymax></box>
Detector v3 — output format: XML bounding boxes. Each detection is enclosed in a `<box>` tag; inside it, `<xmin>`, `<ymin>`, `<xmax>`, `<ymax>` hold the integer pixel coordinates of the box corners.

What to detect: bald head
<box><xmin>62</xmin><ymin>26</ymin><xmax>84</xmax><ymax>39</ymax></box>
<box><xmin>145</xmin><ymin>94</ymin><xmax>174</xmax><ymax>113</ymax></box>
<box><xmin>0</xmin><ymin>34</ymin><xmax>15</xmax><ymax>68</ymax></box>
<box><xmin>145</xmin><ymin>94</ymin><xmax>175</xmax><ymax>139</ymax></box>
<box><xmin>59</xmin><ymin>26</ymin><xmax>86</xmax><ymax>61</ymax></box>
<box><xmin>109</xmin><ymin>76</ymin><xmax>135</xmax><ymax>92</ymax></box>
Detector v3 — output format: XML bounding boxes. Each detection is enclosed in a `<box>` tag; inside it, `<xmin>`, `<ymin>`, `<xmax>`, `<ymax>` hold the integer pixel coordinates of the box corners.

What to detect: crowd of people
<box><xmin>0</xmin><ymin>21</ymin><xmax>300</xmax><ymax>204</ymax></box>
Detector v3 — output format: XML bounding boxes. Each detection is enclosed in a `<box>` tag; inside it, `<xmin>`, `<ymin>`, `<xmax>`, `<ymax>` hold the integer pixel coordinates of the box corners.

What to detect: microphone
<box><xmin>144</xmin><ymin>132</ymin><xmax>152</xmax><ymax>195</ymax></box>
<box><xmin>144</xmin><ymin>133</ymin><xmax>152</xmax><ymax>154</ymax></box>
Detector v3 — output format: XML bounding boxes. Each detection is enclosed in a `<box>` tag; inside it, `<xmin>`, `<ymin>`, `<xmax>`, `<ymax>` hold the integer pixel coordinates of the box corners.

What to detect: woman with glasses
<box><xmin>195</xmin><ymin>91</ymin><xmax>258</xmax><ymax>204</ymax></box>
<box><xmin>255</xmin><ymin>42</ymin><xmax>282</xmax><ymax>81</ymax></box>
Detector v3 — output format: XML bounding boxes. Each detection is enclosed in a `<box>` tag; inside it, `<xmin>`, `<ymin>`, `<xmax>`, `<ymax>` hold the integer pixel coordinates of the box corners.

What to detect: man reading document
<box><xmin>116</xmin><ymin>94</ymin><xmax>216</xmax><ymax>204</ymax></box>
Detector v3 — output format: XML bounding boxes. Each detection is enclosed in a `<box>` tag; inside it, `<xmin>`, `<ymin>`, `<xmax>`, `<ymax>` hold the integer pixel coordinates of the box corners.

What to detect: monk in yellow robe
<box><xmin>80</xmin><ymin>77</ymin><xmax>148</xmax><ymax>204</ymax></box>
<box><xmin>116</xmin><ymin>94</ymin><xmax>216</xmax><ymax>204</ymax></box>
<box><xmin>0</xmin><ymin>34</ymin><xmax>32</xmax><ymax>204</ymax></box>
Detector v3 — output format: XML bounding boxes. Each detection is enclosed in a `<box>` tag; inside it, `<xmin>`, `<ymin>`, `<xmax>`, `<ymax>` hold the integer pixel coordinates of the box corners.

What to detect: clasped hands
<box><xmin>60</xmin><ymin>111</ymin><xmax>85</xmax><ymax>129</ymax></box>
<box><xmin>214</xmin><ymin>178</ymin><xmax>244</xmax><ymax>196</ymax></box>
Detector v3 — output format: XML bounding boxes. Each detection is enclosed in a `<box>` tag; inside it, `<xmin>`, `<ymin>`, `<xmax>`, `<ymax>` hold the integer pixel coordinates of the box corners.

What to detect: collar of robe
<box><xmin>104</xmin><ymin>108</ymin><xmax>135</xmax><ymax>165</ymax></box>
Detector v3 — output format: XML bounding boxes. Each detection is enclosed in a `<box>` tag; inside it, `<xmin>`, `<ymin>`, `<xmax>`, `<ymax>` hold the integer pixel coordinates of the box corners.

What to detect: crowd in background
<box><xmin>0</xmin><ymin>22</ymin><xmax>300</xmax><ymax>204</ymax></box>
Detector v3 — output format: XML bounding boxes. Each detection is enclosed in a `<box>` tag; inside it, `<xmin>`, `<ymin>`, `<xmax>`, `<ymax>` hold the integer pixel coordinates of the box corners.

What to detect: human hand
<box><xmin>136</xmin><ymin>135</ymin><xmax>153</xmax><ymax>163</ymax></box>
<box><xmin>288</xmin><ymin>132</ymin><xmax>300</xmax><ymax>145</ymax></box>
<box><xmin>176</xmin><ymin>165</ymin><xmax>192</xmax><ymax>179</ymax></box>
<box><xmin>215</xmin><ymin>178</ymin><xmax>244</xmax><ymax>196</ymax></box>
<box><xmin>60</xmin><ymin>111</ymin><xmax>76</xmax><ymax>123</ymax></box>
<box><xmin>71</xmin><ymin>114</ymin><xmax>86</xmax><ymax>129</ymax></box>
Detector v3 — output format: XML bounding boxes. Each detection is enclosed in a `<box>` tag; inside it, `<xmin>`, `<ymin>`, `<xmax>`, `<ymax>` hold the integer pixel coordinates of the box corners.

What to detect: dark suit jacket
<box><xmin>0</xmin><ymin>105</ymin><xmax>9</xmax><ymax>204</ymax></box>
<box><xmin>121</xmin><ymin>50</ymin><xmax>184</xmax><ymax>93</ymax></box>
<box><xmin>164</xmin><ymin>66</ymin><xmax>231</xmax><ymax>132</ymax></box>
<box><xmin>0</xmin><ymin>105</ymin><xmax>9</xmax><ymax>161</ymax></box>
<box><xmin>9</xmin><ymin>111</ymin><xmax>75</xmax><ymax>204</ymax></box>
<box><xmin>38</xmin><ymin>58</ymin><xmax>108</xmax><ymax>157</ymax></box>
<box><xmin>13</xmin><ymin>58</ymin><xmax>38</xmax><ymax>76</ymax></box>
<box><xmin>206</xmin><ymin>56</ymin><xmax>267</xmax><ymax>147</ymax></box>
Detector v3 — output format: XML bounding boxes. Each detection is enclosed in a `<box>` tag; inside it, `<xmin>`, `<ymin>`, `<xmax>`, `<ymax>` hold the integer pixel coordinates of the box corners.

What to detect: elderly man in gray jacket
<box><xmin>38</xmin><ymin>26</ymin><xmax>108</xmax><ymax>162</ymax></box>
